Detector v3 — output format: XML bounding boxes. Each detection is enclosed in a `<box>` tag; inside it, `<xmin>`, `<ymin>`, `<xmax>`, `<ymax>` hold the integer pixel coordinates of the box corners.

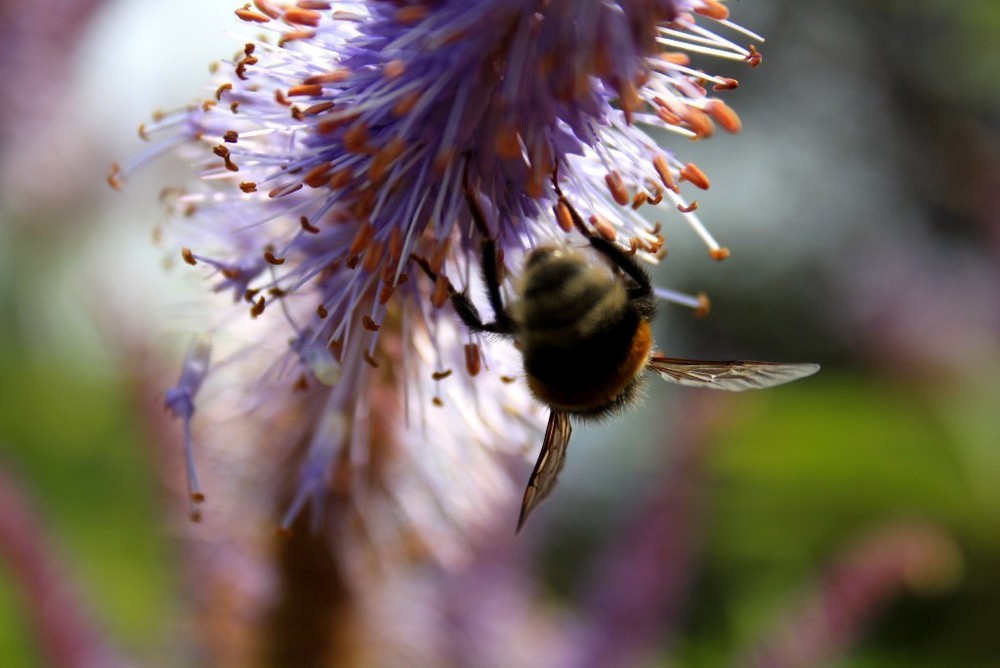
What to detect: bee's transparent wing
<box><xmin>517</xmin><ymin>410</ymin><xmax>572</xmax><ymax>532</ymax></box>
<box><xmin>648</xmin><ymin>355</ymin><xmax>820</xmax><ymax>392</ymax></box>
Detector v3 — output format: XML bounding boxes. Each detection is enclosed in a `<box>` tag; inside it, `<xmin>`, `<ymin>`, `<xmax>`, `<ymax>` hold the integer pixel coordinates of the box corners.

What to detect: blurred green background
<box><xmin>1</xmin><ymin>0</ymin><xmax>998</xmax><ymax>665</ymax></box>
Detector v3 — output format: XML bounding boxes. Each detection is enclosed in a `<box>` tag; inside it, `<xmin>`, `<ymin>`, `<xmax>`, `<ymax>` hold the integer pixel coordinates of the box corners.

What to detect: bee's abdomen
<box><xmin>514</xmin><ymin>248</ymin><xmax>652</xmax><ymax>415</ymax></box>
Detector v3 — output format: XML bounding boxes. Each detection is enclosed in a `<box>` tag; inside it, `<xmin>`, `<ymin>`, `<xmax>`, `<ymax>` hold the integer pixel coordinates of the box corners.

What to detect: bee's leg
<box><xmin>550</xmin><ymin>171</ymin><xmax>652</xmax><ymax>298</ymax></box>
<box><xmin>410</xmin><ymin>254</ymin><xmax>516</xmax><ymax>336</ymax></box>
<box><xmin>464</xmin><ymin>168</ymin><xmax>516</xmax><ymax>333</ymax></box>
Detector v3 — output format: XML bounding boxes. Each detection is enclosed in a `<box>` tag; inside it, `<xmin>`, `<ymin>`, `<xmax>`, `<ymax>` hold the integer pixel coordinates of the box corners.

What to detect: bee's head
<box><xmin>522</xmin><ymin>246</ymin><xmax>562</xmax><ymax>270</ymax></box>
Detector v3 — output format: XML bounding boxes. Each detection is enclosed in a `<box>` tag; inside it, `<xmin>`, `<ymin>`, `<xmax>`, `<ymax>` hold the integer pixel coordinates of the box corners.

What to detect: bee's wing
<box><xmin>648</xmin><ymin>355</ymin><xmax>819</xmax><ymax>392</ymax></box>
<box><xmin>517</xmin><ymin>410</ymin><xmax>572</xmax><ymax>533</ymax></box>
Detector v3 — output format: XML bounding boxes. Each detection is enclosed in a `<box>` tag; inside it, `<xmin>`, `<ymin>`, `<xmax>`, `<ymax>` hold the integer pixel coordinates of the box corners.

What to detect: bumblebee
<box><xmin>415</xmin><ymin>172</ymin><xmax>819</xmax><ymax>531</ymax></box>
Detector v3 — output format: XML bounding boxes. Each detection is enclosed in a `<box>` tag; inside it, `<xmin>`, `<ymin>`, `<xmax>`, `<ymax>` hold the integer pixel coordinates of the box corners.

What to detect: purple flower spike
<box><xmin>118</xmin><ymin>0</ymin><xmax>765</xmax><ymax>558</ymax></box>
<box><xmin>164</xmin><ymin>336</ymin><xmax>212</xmax><ymax>520</ymax></box>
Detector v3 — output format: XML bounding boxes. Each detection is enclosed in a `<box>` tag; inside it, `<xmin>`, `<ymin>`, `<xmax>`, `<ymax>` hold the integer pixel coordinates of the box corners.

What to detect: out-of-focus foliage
<box><xmin>0</xmin><ymin>309</ymin><xmax>174</xmax><ymax>661</ymax></box>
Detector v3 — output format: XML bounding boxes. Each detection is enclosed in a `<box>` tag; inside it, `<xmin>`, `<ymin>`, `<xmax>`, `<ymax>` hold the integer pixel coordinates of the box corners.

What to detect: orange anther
<box><xmin>605</xmin><ymin>171</ymin><xmax>630</xmax><ymax>206</ymax></box>
<box><xmin>554</xmin><ymin>201</ymin><xmax>574</xmax><ymax>232</ymax></box>
<box><xmin>353</xmin><ymin>190</ymin><xmax>376</xmax><ymax>220</ymax></box>
<box><xmin>388</xmin><ymin>226</ymin><xmax>403</xmax><ymax>259</ymax></box>
<box><xmin>707</xmin><ymin>99</ymin><xmax>741</xmax><ymax>133</ymax></box>
<box><xmin>303</xmin><ymin>101</ymin><xmax>335</xmax><ymax>116</ymax></box>
<box><xmin>682</xmin><ymin>107</ymin><xmax>714</xmax><ymax>139</ymax></box>
<box><xmin>631</xmin><ymin>191</ymin><xmax>648</xmax><ymax>209</ymax></box>
<box><xmin>656</xmin><ymin>107</ymin><xmax>683</xmax><ymax>126</ymax></box>
<box><xmin>431</xmin><ymin>275</ymin><xmax>449</xmax><ymax>308</ymax></box>
<box><xmin>235</xmin><ymin>54</ymin><xmax>258</xmax><ymax>80</ymax></box>
<box><xmin>653</xmin><ymin>154</ymin><xmax>678</xmax><ymax>192</ymax></box>
<box><xmin>369</xmin><ymin>136</ymin><xmax>406</xmax><ymax>181</ymax></box>
<box><xmin>618</xmin><ymin>81</ymin><xmax>640</xmax><ymax>125</ymax></box>
<box><xmin>239</xmin><ymin>182</ymin><xmax>257</xmax><ymax>193</ymax></box>
<box><xmin>660</xmin><ymin>52</ymin><xmax>691</xmax><ymax>66</ymax></box>
<box><xmin>392</xmin><ymin>90</ymin><xmax>421</xmax><ymax>117</ymax></box>
<box><xmin>525</xmin><ymin>160</ymin><xmax>545</xmax><ymax>199</ymax></box>
<box><xmin>250</xmin><ymin>296</ymin><xmax>266</xmax><ymax>318</ymax></box>
<box><xmin>677</xmin><ymin>200</ymin><xmax>699</xmax><ymax>213</ymax></box>
<box><xmin>316</xmin><ymin>114</ymin><xmax>348</xmax><ymax>134</ymax></box>
<box><xmin>362</xmin><ymin>240</ymin><xmax>385</xmax><ymax>273</ymax></box>
<box><xmin>433</xmin><ymin>146</ymin><xmax>456</xmax><ymax>173</ymax></box>
<box><xmin>223</xmin><ymin>130</ymin><xmax>239</xmax><ymax>143</ymax></box>
<box><xmin>284</xmin><ymin>8</ymin><xmax>322</xmax><ymax>26</ymax></box>
<box><xmin>429</xmin><ymin>239</ymin><xmax>451</xmax><ymax>274</ymax></box>
<box><xmin>710</xmin><ymin>247</ymin><xmax>730</xmax><ymax>261</ymax></box>
<box><xmin>181</xmin><ymin>248</ymin><xmax>197</xmax><ymax>265</ymax></box>
<box><xmin>679</xmin><ymin>162</ymin><xmax>710</xmax><ymax>190</ymax></box>
<box><xmin>464</xmin><ymin>343</ymin><xmax>481</xmax><ymax>377</ymax></box>
<box><xmin>590</xmin><ymin>214</ymin><xmax>617</xmax><ymax>242</ymax></box>
<box><xmin>107</xmin><ymin>163</ymin><xmax>123</xmax><ymax>190</ymax></box>
<box><xmin>745</xmin><ymin>44</ymin><xmax>762</xmax><ymax>68</ymax></box>
<box><xmin>694</xmin><ymin>0</ymin><xmax>729</xmax><ymax>20</ymax></box>
<box><xmin>695</xmin><ymin>292</ymin><xmax>711</xmax><ymax>318</ymax></box>
<box><xmin>342</xmin><ymin>121</ymin><xmax>371</xmax><ymax>152</ymax></box>
<box><xmin>264</xmin><ymin>249</ymin><xmax>285</xmax><ymax>265</ymax></box>
<box><xmin>253</xmin><ymin>0</ymin><xmax>281</xmax><ymax>19</ymax></box>
<box><xmin>317</xmin><ymin>304</ymin><xmax>328</xmax><ymax>318</ymax></box>
<box><xmin>362</xmin><ymin>315</ymin><xmax>381</xmax><ymax>332</ymax></box>
<box><xmin>713</xmin><ymin>77</ymin><xmax>739</xmax><ymax>91</ymax></box>
<box><xmin>304</xmin><ymin>69</ymin><xmax>350</xmax><ymax>85</ymax></box>
<box><xmin>268</xmin><ymin>182</ymin><xmax>303</xmax><ymax>198</ymax></box>
<box><xmin>300</xmin><ymin>216</ymin><xmax>320</xmax><ymax>234</ymax></box>
<box><xmin>349</xmin><ymin>222</ymin><xmax>375</xmax><ymax>255</ymax></box>
<box><xmin>495</xmin><ymin>123</ymin><xmax>521</xmax><ymax>159</ymax></box>
<box><xmin>287</xmin><ymin>84</ymin><xmax>323</xmax><ymax>97</ymax></box>
<box><xmin>378</xmin><ymin>280</ymin><xmax>396</xmax><ymax>305</ymax></box>
<box><xmin>432</xmin><ymin>369</ymin><xmax>453</xmax><ymax>381</ymax></box>
<box><xmin>395</xmin><ymin>5</ymin><xmax>430</xmax><ymax>24</ymax></box>
<box><xmin>328</xmin><ymin>168</ymin><xmax>353</xmax><ymax>190</ymax></box>
<box><xmin>278</xmin><ymin>30</ymin><xmax>315</xmax><ymax>47</ymax></box>
<box><xmin>383</xmin><ymin>59</ymin><xmax>406</xmax><ymax>80</ymax></box>
<box><xmin>236</xmin><ymin>7</ymin><xmax>271</xmax><ymax>23</ymax></box>
<box><xmin>303</xmin><ymin>163</ymin><xmax>333</xmax><ymax>188</ymax></box>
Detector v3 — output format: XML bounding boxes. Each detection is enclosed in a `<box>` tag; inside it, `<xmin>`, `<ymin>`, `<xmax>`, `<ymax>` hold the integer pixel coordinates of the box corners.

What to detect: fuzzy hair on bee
<box><xmin>413</xmin><ymin>165</ymin><xmax>820</xmax><ymax>532</ymax></box>
<box><xmin>513</xmin><ymin>244</ymin><xmax>656</xmax><ymax>421</ymax></box>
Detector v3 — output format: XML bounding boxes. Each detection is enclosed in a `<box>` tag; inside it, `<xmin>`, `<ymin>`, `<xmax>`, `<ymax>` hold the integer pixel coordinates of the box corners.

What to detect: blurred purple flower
<box><xmin>0</xmin><ymin>460</ymin><xmax>132</xmax><ymax>668</ymax></box>
<box><xmin>735</xmin><ymin>523</ymin><xmax>961</xmax><ymax>668</ymax></box>
<box><xmin>0</xmin><ymin>0</ymin><xmax>109</xmax><ymax>214</ymax></box>
<box><xmin>115</xmin><ymin>0</ymin><xmax>764</xmax><ymax>555</ymax></box>
<box><xmin>569</xmin><ymin>393</ymin><xmax>727</xmax><ymax>668</ymax></box>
